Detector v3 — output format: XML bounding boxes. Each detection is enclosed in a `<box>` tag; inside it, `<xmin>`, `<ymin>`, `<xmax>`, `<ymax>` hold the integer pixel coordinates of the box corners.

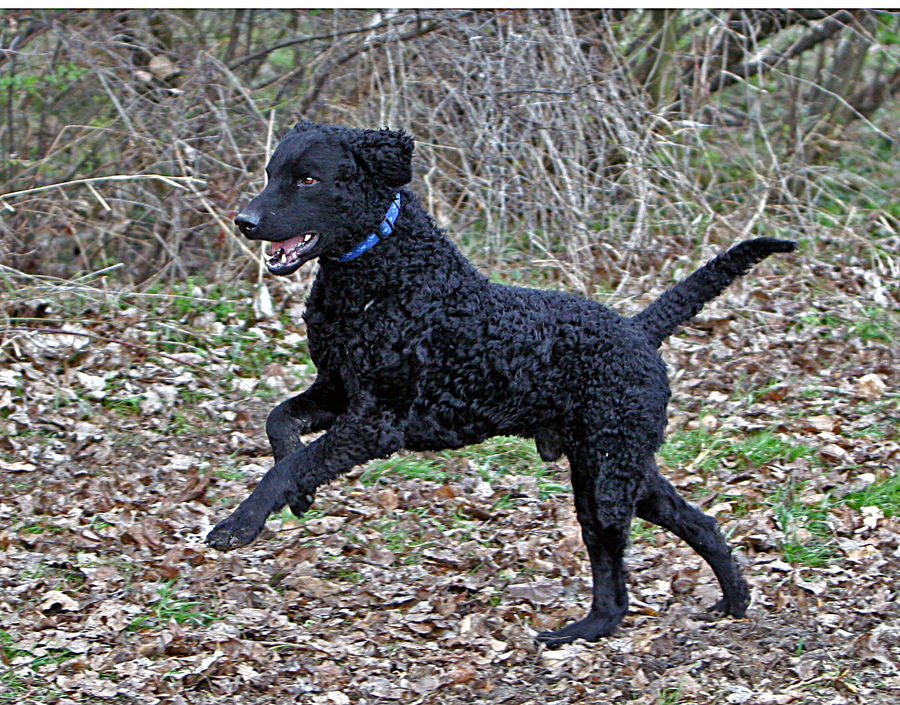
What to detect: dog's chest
<box><xmin>305</xmin><ymin>286</ymin><xmax>430</xmax><ymax>391</ymax></box>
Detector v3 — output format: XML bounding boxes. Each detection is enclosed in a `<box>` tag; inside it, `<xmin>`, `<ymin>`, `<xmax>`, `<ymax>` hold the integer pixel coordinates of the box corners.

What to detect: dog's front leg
<box><xmin>266</xmin><ymin>374</ymin><xmax>346</xmax><ymax>463</ymax></box>
<box><xmin>206</xmin><ymin>399</ymin><xmax>404</xmax><ymax>551</ymax></box>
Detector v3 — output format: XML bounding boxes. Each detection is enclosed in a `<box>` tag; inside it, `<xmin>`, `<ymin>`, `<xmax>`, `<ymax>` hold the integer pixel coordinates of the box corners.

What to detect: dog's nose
<box><xmin>234</xmin><ymin>210</ymin><xmax>260</xmax><ymax>235</ymax></box>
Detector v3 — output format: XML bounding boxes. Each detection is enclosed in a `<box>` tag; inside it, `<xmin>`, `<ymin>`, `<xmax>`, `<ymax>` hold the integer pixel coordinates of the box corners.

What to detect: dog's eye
<box><xmin>298</xmin><ymin>177</ymin><xmax>318</xmax><ymax>187</ymax></box>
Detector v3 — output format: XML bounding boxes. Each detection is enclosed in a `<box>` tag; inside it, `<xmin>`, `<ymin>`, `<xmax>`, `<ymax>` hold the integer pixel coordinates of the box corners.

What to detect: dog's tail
<box><xmin>633</xmin><ymin>237</ymin><xmax>796</xmax><ymax>348</ymax></box>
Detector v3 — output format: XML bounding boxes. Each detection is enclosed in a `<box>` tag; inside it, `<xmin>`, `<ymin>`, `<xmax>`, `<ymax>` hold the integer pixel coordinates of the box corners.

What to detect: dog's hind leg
<box><xmin>635</xmin><ymin>460</ymin><xmax>750</xmax><ymax>617</ymax></box>
<box><xmin>536</xmin><ymin>447</ymin><xmax>642</xmax><ymax>647</ymax></box>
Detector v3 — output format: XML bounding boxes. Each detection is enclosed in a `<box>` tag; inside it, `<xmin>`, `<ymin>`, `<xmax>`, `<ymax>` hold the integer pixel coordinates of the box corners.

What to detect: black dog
<box><xmin>207</xmin><ymin>120</ymin><xmax>795</xmax><ymax>646</ymax></box>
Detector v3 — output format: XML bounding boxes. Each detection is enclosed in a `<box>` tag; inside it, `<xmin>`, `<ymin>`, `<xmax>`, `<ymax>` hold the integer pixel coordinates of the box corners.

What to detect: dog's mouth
<box><xmin>266</xmin><ymin>232</ymin><xmax>319</xmax><ymax>276</ymax></box>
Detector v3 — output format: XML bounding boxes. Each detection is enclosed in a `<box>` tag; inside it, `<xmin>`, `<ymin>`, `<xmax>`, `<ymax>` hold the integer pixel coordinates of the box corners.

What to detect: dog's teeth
<box><xmin>280</xmin><ymin>251</ymin><xmax>287</xmax><ymax>263</ymax></box>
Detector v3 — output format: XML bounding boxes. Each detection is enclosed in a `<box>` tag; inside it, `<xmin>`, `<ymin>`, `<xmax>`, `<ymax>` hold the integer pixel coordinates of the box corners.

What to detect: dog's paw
<box><xmin>707</xmin><ymin>595</ymin><xmax>749</xmax><ymax>618</ymax></box>
<box><xmin>535</xmin><ymin>613</ymin><xmax>618</xmax><ymax>648</ymax></box>
<box><xmin>206</xmin><ymin>515</ymin><xmax>263</xmax><ymax>551</ymax></box>
<box><xmin>288</xmin><ymin>491</ymin><xmax>315</xmax><ymax>519</ymax></box>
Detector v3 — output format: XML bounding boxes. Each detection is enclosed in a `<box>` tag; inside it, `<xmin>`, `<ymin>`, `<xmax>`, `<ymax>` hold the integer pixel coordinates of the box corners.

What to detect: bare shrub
<box><xmin>0</xmin><ymin>9</ymin><xmax>897</xmax><ymax>301</ymax></box>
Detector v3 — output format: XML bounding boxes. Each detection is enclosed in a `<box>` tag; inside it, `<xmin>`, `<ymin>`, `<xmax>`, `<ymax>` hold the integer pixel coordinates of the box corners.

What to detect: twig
<box><xmin>298</xmin><ymin>17</ymin><xmax>444</xmax><ymax>114</ymax></box>
<box><xmin>173</xmin><ymin>141</ymin><xmax>264</xmax><ymax>267</ymax></box>
<box><xmin>85</xmin><ymin>181</ymin><xmax>111</xmax><ymax>211</ymax></box>
<box><xmin>4</xmin><ymin>326</ymin><xmax>216</xmax><ymax>376</ymax></box>
<box><xmin>259</xmin><ymin>109</ymin><xmax>275</xmax><ymax>286</ymax></box>
<box><xmin>227</xmin><ymin>11</ymin><xmax>457</xmax><ymax>70</ymax></box>
<box><xmin>672</xmin><ymin>10</ymin><xmax>855</xmax><ymax>113</ymax></box>
<box><xmin>73</xmin><ymin>263</ymin><xmax>124</xmax><ymax>281</ymax></box>
<box><xmin>0</xmin><ymin>174</ymin><xmax>205</xmax><ymax>210</ymax></box>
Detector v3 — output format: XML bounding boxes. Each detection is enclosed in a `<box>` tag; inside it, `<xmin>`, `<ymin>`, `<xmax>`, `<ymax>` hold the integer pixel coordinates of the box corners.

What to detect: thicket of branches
<box><xmin>1</xmin><ymin>9</ymin><xmax>898</xmax><ymax>293</ymax></box>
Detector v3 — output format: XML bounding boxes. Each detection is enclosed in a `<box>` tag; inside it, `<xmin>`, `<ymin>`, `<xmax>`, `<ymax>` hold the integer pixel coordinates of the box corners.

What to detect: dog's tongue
<box><xmin>270</xmin><ymin>234</ymin><xmax>307</xmax><ymax>256</ymax></box>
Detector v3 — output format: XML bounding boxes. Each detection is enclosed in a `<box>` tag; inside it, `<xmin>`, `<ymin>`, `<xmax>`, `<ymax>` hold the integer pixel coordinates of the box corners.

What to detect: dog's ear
<box><xmin>349</xmin><ymin>127</ymin><xmax>414</xmax><ymax>188</ymax></box>
<box><xmin>291</xmin><ymin>119</ymin><xmax>318</xmax><ymax>135</ymax></box>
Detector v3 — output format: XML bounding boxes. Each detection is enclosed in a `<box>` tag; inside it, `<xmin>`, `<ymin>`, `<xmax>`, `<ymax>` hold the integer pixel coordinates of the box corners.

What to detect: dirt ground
<box><xmin>1</xmin><ymin>263</ymin><xmax>897</xmax><ymax>704</ymax></box>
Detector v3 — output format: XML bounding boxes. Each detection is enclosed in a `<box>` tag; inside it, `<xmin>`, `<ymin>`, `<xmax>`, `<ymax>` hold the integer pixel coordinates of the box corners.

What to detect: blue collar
<box><xmin>337</xmin><ymin>192</ymin><xmax>402</xmax><ymax>262</ymax></box>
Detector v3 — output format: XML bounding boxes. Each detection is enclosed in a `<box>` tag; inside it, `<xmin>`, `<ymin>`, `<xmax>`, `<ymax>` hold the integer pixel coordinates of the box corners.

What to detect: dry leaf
<box><xmin>855</xmin><ymin>373</ymin><xmax>887</xmax><ymax>399</ymax></box>
<box><xmin>375</xmin><ymin>488</ymin><xmax>399</xmax><ymax>510</ymax></box>
<box><xmin>39</xmin><ymin>590</ymin><xmax>79</xmax><ymax>613</ymax></box>
<box><xmin>806</xmin><ymin>414</ymin><xmax>836</xmax><ymax>432</ymax></box>
<box><xmin>148</xmin><ymin>54</ymin><xmax>177</xmax><ymax>79</ymax></box>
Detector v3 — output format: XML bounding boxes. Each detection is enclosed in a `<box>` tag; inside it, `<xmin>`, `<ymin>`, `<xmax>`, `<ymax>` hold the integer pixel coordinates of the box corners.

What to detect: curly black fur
<box><xmin>207</xmin><ymin>121</ymin><xmax>796</xmax><ymax>646</ymax></box>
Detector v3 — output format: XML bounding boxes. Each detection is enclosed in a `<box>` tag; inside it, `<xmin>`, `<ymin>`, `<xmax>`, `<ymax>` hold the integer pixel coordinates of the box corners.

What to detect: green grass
<box><xmin>532</xmin><ymin>464</ymin><xmax>570</xmax><ymax>498</ymax></box>
<box><xmin>773</xmin><ymin>486</ymin><xmax>836</xmax><ymax>567</ymax></box>
<box><xmin>660</xmin><ymin>428</ymin><xmax>728</xmax><ymax>472</ymax></box>
<box><xmin>359</xmin><ymin>454</ymin><xmax>448</xmax><ymax>485</ymax></box>
<box><xmin>145</xmin><ymin>277</ymin><xmax>311</xmax><ymax>379</ymax></box>
<box><xmin>661</xmin><ymin>428</ymin><xmax>816</xmax><ymax>474</ymax></box>
<box><xmin>127</xmin><ymin>580</ymin><xmax>218</xmax><ymax>631</ymax></box>
<box><xmin>358</xmin><ymin>436</ymin><xmax>569</xmax><ymax>499</ymax></box>
<box><xmin>442</xmin><ymin>435</ymin><xmax>568</xmax><ymax>497</ymax></box>
<box><xmin>846</xmin><ymin>423</ymin><xmax>889</xmax><ymax>439</ymax></box>
<box><xmin>631</xmin><ymin>517</ymin><xmax>659</xmax><ymax>543</ymax></box>
<box><xmin>794</xmin><ymin>306</ymin><xmax>898</xmax><ymax>343</ymax></box>
<box><xmin>768</xmin><ymin>474</ymin><xmax>898</xmax><ymax>567</ymax></box>
<box><xmin>492</xmin><ymin>494</ymin><xmax>515</xmax><ymax>511</ymax></box>
<box><xmin>856</xmin><ymin>398</ymin><xmax>900</xmax><ymax>423</ymax></box>
<box><xmin>103</xmin><ymin>395</ymin><xmax>143</xmax><ymax>416</ymax></box>
<box><xmin>20</xmin><ymin>520</ymin><xmax>68</xmax><ymax>536</ymax></box>
<box><xmin>715</xmin><ymin>492</ymin><xmax>757</xmax><ymax>518</ymax></box>
<box><xmin>214</xmin><ymin>460</ymin><xmax>249</xmax><ymax>482</ymax></box>
<box><xmin>333</xmin><ymin>567</ymin><xmax>365</xmax><ymax>584</ymax></box>
<box><xmin>657</xmin><ymin>684</ymin><xmax>684</xmax><ymax>705</ymax></box>
<box><xmin>447</xmin><ymin>435</ymin><xmax>545</xmax><ymax>479</ymax></box>
<box><xmin>0</xmin><ymin>630</ymin><xmax>75</xmax><ymax>703</ymax></box>
<box><xmin>365</xmin><ymin>515</ymin><xmax>437</xmax><ymax>564</ymax></box>
<box><xmin>272</xmin><ymin>506</ymin><xmax>326</xmax><ymax>525</ymax></box>
<box><xmin>844</xmin><ymin>473</ymin><xmax>900</xmax><ymax>517</ymax></box>
<box><xmin>166</xmin><ymin>411</ymin><xmax>194</xmax><ymax>435</ymax></box>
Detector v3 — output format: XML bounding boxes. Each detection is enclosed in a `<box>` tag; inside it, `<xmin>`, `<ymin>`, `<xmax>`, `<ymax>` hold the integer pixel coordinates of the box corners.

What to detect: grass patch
<box><xmin>794</xmin><ymin>306</ymin><xmax>898</xmax><ymax>343</ymax></box>
<box><xmin>442</xmin><ymin>435</ymin><xmax>567</xmax><ymax>497</ymax></box>
<box><xmin>367</xmin><ymin>515</ymin><xmax>437</xmax><ymax>564</ymax></box>
<box><xmin>843</xmin><ymin>473</ymin><xmax>900</xmax><ymax>518</ymax></box>
<box><xmin>19</xmin><ymin>520</ymin><xmax>68</xmax><ymax>537</ymax></box>
<box><xmin>359</xmin><ymin>436</ymin><xmax>567</xmax><ymax>499</ymax></box>
<box><xmin>214</xmin><ymin>461</ymin><xmax>248</xmax><ymax>482</ymax></box>
<box><xmin>103</xmin><ymin>395</ymin><xmax>143</xmax><ymax>417</ymax></box>
<box><xmin>773</xmin><ymin>486</ymin><xmax>836</xmax><ymax>566</ymax></box>
<box><xmin>661</xmin><ymin>428</ymin><xmax>816</xmax><ymax>474</ymax></box>
<box><xmin>657</xmin><ymin>683</ymin><xmax>684</xmax><ymax>705</ymax></box>
<box><xmin>532</xmin><ymin>464</ymin><xmax>570</xmax><ymax>498</ymax></box>
<box><xmin>0</xmin><ymin>630</ymin><xmax>75</xmax><ymax>703</ymax></box>
<box><xmin>274</xmin><ymin>506</ymin><xmax>325</xmax><ymax>524</ymax></box>
<box><xmin>631</xmin><ymin>517</ymin><xmax>660</xmax><ymax>543</ymax></box>
<box><xmin>446</xmin><ymin>435</ymin><xmax>544</xmax><ymax>479</ymax></box>
<box><xmin>359</xmin><ymin>454</ymin><xmax>448</xmax><ymax>486</ymax></box>
<box><xmin>127</xmin><ymin>580</ymin><xmax>218</xmax><ymax>631</ymax></box>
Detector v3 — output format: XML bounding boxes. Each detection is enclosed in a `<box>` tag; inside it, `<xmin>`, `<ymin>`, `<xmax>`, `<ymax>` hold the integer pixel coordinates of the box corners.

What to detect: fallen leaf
<box><xmin>806</xmin><ymin>414</ymin><xmax>836</xmax><ymax>432</ymax></box>
<box><xmin>855</xmin><ymin>373</ymin><xmax>886</xmax><ymax>399</ymax></box>
<box><xmin>39</xmin><ymin>590</ymin><xmax>79</xmax><ymax>613</ymax></box>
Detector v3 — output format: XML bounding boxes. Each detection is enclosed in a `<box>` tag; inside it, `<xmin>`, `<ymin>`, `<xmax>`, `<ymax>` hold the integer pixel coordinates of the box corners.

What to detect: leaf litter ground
<box><xmin>1</xmin><ymin>261</ymin><xmax>897</xmax><ymax>704</ymax></box>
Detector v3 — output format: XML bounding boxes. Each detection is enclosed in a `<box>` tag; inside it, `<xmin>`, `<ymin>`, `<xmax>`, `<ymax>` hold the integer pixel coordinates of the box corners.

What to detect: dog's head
<box><xmin>234</xmin><ymin>120</ymin><xmax>414</xmax><ymax>276</ymax></box>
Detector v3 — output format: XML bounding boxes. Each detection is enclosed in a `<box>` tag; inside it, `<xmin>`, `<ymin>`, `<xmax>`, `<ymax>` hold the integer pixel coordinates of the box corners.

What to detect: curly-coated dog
<box><xmin>207</xmin><ymin>120</ymin><xmax>796</xmax><ymax>646</ymax></box>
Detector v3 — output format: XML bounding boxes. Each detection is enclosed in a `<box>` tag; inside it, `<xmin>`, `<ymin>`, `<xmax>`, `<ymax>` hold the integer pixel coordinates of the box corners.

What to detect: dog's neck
<box><xmin>336</xmin><ymin>192</ymin><xmax>402</xmax><ymax>263</ymax></box>
<box><xmin>312</xmin><ymin>193</ymin><xmax>482</xmax><ymax>314</ymax></box>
